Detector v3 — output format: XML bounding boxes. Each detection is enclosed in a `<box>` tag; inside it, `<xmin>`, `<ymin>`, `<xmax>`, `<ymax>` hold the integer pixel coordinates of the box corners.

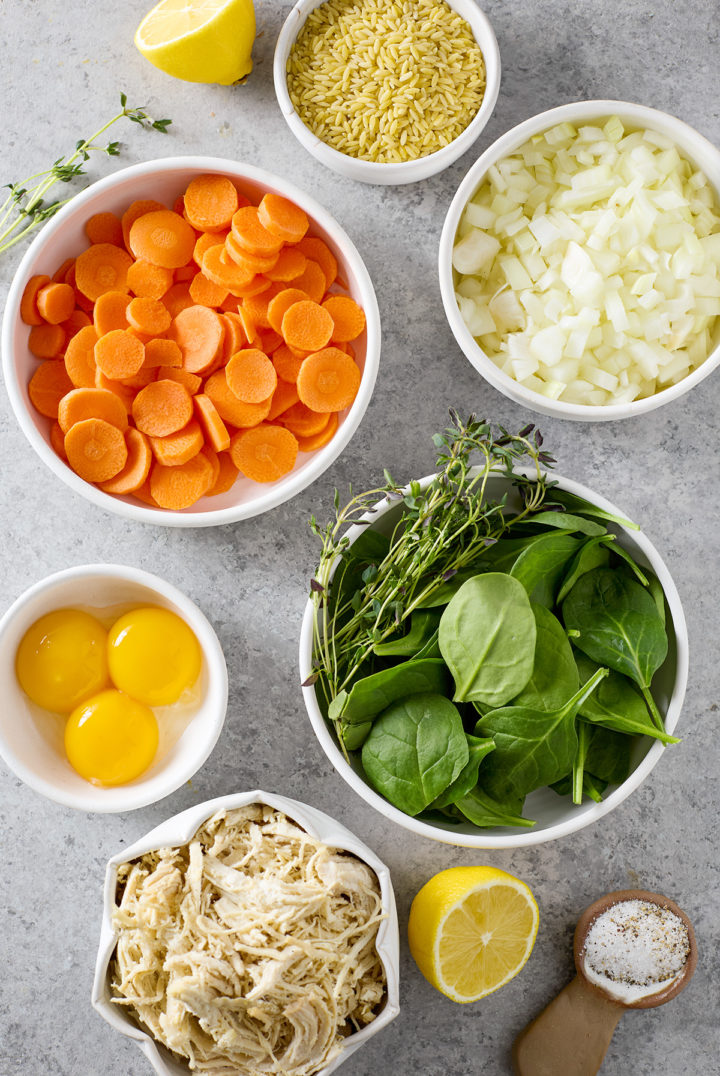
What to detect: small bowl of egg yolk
<box><xmin>0</xmin><ymin>565</ymin><xmax>228</xmax><ymax>812</ymax></box>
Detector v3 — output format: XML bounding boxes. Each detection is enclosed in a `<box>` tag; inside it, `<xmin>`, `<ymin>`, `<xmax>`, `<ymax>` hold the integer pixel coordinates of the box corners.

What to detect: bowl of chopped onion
<box><xmin>93</xmin><ymin>790</ymin><xmax>399</xmax><ymax>1076</ymax></box>
<box><xmin>439</xmin><ymin>101</ymin><xmax>720</xmax><ymax>419</ymax></box>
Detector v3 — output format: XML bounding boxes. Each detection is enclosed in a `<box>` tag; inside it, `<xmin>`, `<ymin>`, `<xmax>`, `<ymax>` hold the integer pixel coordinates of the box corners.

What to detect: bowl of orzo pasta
<box><xmin>274</xmin><ymin>0</ymin><xmax>501</xmax><ymax>185</ymax></box>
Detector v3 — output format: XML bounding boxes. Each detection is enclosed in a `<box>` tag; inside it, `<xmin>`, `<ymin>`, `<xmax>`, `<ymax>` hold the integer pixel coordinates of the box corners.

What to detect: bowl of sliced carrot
<box><xmin>2</xmin><ymin>157</ymin><xmax>380</xmax><ymax>526</ymax></box>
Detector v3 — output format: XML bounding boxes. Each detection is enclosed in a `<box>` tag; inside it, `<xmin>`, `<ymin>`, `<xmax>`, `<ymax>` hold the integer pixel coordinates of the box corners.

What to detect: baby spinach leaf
<box><xmin>550</xmin><ymin>771</ymin><xmax>607</xmax><ymax>802</ymax></box>
<box><xmin>509</xmin><ymin>532</ymin><xmax>584</xmax><ymax>607</ymax></box>
<box><xmin>556</xmin><ymin>535</ymin><xmax>614</xmax><ymax>604</ymax></box>
<box><xmin>510</xmin><ymin>603</ymin><xmax>579</xmax><ymax>712</ymax></box>
<box><xmin>455</xmin><ymin>787</ymin><xmax>535</xmax><ymax>828</ymax></box>
<box><xmin>647</xmin><ymin>573</ymin><xmax>666</xmax><ymax>625</ymax></box>
<box><xmin>416</xmin><ymin>566</ymin><xmax>489</xmax><ymax>608</ymax></box>
<box><xmin>413</xmin><ymin>628</ymin><xmax>441</xmax><ymax>660</ymax></box>
<box><xmin>575</xmin><ymin>654</ymin><xmax>679</xmax><ymax>743</ymax></box>
<box><xmin>582</xmin><ymin>724</ymin><xmax>632</xmax><ymax>785</ymax></box>
<box><xmin>609</xmin><ymin>544</ymin><xmax>649</xmax><ymax>587</ymax></box>
<box><xmin>340</xmin><ymin>720</ymin><xmax>372</xmax><ymax>751</ymax></box>
<box><xmin>547</xmin><ymin>489</ymin><xmax>640</xmax><ymax>531</ymax></box>
<box><xmin>475</xmin><ymin>666</ymin><xmax>608</xmax><ymax>801</ymax></box>
<box><xmin>523</xmin><ymin>510</ymin><xmax>607</xmax><ymax>537</ymax></box>
<box><xmin>439</xmin><ymin>573</ymin><xmax>536</xmax><ymax>707</ymax></box>
<box><xmin>562</xmin><ymin>568</ymin><xmax>668</xmax><ymax>728</ymax></box>
<box><xmin>430</xmin><ymin>734</ymin><xmax>496</xmax><ymax>808</ymax></box>
<box><xmin>373</xmin><ymin>609</ymin><xmax>442</xmax><ymax>657</ymax></box>
<box><xmin>329</xmin><ymin>657</ymin><xmax>451</xmax><ymax>726</ymax></box>
<box><xmin>571</xmin><ymin>719</ymin><xmax>591</xmax><ymax>804</ymax></box>
<box><xmin>361</xmin><ymin>693</ymin><xmax>469</xmax><ymax>815</ymax></box>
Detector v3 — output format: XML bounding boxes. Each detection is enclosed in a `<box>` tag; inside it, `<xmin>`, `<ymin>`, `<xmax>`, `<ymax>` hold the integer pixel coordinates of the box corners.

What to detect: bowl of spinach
<box><xmin>300</xmin><ymin>414</ymin><xmax>688</xmax><ymax>848</ymax></box>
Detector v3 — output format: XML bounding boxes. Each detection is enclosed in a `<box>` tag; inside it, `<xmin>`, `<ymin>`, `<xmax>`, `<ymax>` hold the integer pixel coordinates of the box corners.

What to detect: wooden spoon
<box><xmin>512</xmin><ymin>889</ymin><xmax>697</xmax><ymax>1076</ymax></box>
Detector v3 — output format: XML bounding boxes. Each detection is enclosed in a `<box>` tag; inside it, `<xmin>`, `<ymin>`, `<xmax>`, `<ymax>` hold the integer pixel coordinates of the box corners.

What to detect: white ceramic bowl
<box><xmin>2</xmin><ymin>156</ymin><xmax>380</xmax><ymax>526</ymax></box>
<box><xmin>0</xmin><ymin>564</ymin><xmax>228</xmax><ymax>811</ymax></box>
<box><xmin>274</xmin><ymin>0</ymin><xmax>501</xmax><ymax>185</ymax></box>
<box><xmin>439</xmin><ymin>100</ymin><xmax>720</xmax><ymax>420</ymax></box>
<box><xmin>92</xmin><ymin>789</ymin><xmax>400</xmax><ymax>1076</ymax></box>
<box><xmin>299</xmin><ymin>469</ymin><xmax>688</xmax><ymax>848</ymax></box>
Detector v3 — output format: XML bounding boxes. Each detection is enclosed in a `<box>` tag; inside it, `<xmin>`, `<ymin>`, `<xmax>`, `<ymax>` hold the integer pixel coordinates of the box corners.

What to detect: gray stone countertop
<box><xmin>1</xmin><ymin>1</ymin><xmax>718</xmax><ymax>1074</ymax></box>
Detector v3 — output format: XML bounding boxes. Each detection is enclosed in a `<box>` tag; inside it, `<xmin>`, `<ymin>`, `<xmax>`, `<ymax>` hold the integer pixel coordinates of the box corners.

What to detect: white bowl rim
<box><xmin>299</xmin><ymin>467</ymin><xmax>689</xmax><ymax>848</ymax></box>
<box><xmin>439</xmin><ymin>99</ymin><xmax>720</xmax><ymax>420</ymax></box>
<box><xmin>2</xmin><ymin>155</ymin><xmax>381</xmax><ymax>527</ymax></box>
<box><xmin>273</xmin><ymin>0</ymin><xmax>501</xmax><ymax>184</ymax></box>
<box><xmin>92</xmin><ymin>789</ymin><xmax>400</xmax><ymax>1076</ymax></box>
<box><xmin>0</xmin><ymin>562</ymin><xmax>228</xmax><ymax>812</ymax></box>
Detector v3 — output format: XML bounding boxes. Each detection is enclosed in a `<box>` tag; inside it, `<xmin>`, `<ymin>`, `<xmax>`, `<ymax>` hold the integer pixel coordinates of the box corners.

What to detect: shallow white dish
<box><xmin>2</xmin><ymin>156</ymin><xmax>381</xmax><ymax>526</ymax></box>
<box><xmin>439</xmin><ymin>100</ymin><xmax>720</xmax><ymax>420</ymax></box>
<box><xmin>0</xmin><ymin>563</ymin><xmax>228</xmax><ymax>812</ymax></box>
<box><xmin>92</xmin><ymin>789</ymin><xmax>400</xmax><ymax>1076</ymax></box>
<box><xmin>299</xmin><ymin>468</ymin><xmax>688</xmax><ymax>848</ymax></box>
<box><xmin>274</xmin><ymin>0</ymin><xmax>501</xmax><ymax>185</ymax></box>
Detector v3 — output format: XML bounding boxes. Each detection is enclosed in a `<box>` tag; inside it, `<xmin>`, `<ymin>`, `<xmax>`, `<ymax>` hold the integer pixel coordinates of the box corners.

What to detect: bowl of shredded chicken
<box><xmin>93</xmin><ymin>791</ymin><xmax>399</xmax><ymax>1076</ymax></box>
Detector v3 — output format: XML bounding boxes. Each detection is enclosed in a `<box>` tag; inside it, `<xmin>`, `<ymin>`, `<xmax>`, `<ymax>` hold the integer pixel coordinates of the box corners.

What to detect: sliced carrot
<box><xmin>259</xmin><ymin>328</ymin><xmax>283</xmax><ymax>354</ymax></box>
<box><xmin>219</xmin><ymin>293</ymin><xmax>241</xmax><ymax>313</ymax></box>
<box><xmin>266</xmin><ymin>288</ymin><xmax>311</xmax><ymax>335</ymax></box>
<box><xmin>121</xmin><ymin>199</ymin><xmax>166</xmax><ymax>250</ymax></box>
<box><xmin>296</xmin><ymin>347</ymin><xmax>361</xmax><ymax>413</ymax></box>
<box><xmin>62</xmin><ymin>308</ymin><xmax>92</xmax><ymax>341</ymax></box>
<box><xmin>183</xmin><ymin>175</ymin><xmax>239</xmax><ymax>232</ymax></box>
<box><xmin>94</xmin><ymin>329</ymin><xmax>145</xmax><ymax>380</ymax></box>
<box><xmin>297</xmin><ymin>237</ymin><xmax>338</xmax><ymax>289</ymax></box>
<box><xmin>174</xmin><ymin>264</ymin><xmax>197</xmax><ymax>283</ymax></box>
<box><xmin>224</xmin><ymin>232</ymin><xmax>279</xmax><ymax>275</ymax></box>
<box><xmin>127</xmin><ymin>296</ymin><xmax>171</xmax><ymax>336</ymax></box>
<box><xmin>28</xmin><ymin>323</ymin><xmax>66</xmax><ymax>359</ymax></box>
<box><xmin>50</xmin><ymin>420</ymin><xmax>67</xmax><ymax>460</ymax></box>
<box><xmin>99</xmin><ymin>428</ymin><xmax>152</xmax><ymax>493</ymax></box>
<box><xmin>257</xmin><ymin>193</ymin><xmax>309</xmax><ymax>245</ymax></box>
<box><xmin>189</xmin><ymin>271</ymin><xmax>228</xmax><ymax>308</ymax></box>
<box><xmin>65</xmin><ymin>417</ymin><xmax>128</xmax><ymax>483</ymax></box>
<box><xmin>95</xmin><ymin>370</ymin><xmax>136</xmax><ymax>411</ymax></box>
<box><xmin>127</xmin><ymin>259</ymin><xmax>174</xmax><ymax>300</ymax></box>
<box><xmin>296</xmin><ymin>410</ymin><xmax>339</xmax><ymax>452</ymax></box>
<box><xmin>20</xmin><ymin>275</ymin><xmax>51</xmax><ymax>325</ymax></box>
<box><xmin>150</xmin><ymin>453</ymin><xmax>215</xmax><ymax>509</ymax></box>
<box><xmin>52</xmin><ymin>259</ymin><xmax>75</xmax><ymax>284</ymax></box>
<box><xmin>129</xmin><ymin>210</ymin><xmax>196</xmax><ymax>269</ymax></box>
<box><xmin>193</xmin><ymin>231</ymin><xmax>225</xmax><ymax>268</ymax></box>
<box><xmin>64</xmin><ymin>325</ymin><xmax>99</xmax><ymax>388</ymax></box>
<box><xmin>229</xmin><ymin>424</ymin><xmax>299</xmax><ymax>483</ymax></box>
<box><xmin>281</xmin><ymin>300</ymin><xmax>334</xmax><ymax>353</ymax></box>
<box><xmin>230</xmin><ymin>206</ymin><xmax>284</xmax><ymax>258</ymax></box>
<box><xmin>291</xmin><ymin>258</ymin><xmax>327</xmax><ymax>303</ymax></box>
<box><xmin>168</xmin><ymin>305</ymin><xmax>225</xmax><ymax>374</ymax></box>
<box><xmin>163</xmin><ymin>282</ymin><xmax>194</xmax><ymax>319</ymax></box>
<box><xmin>200</xmin><ymin>445</ymin><xmax>220</xmax><ymax>488</ymax></box>
<box><xmin>143</xmin><ymin>338</ymin><xmax>183</xmax><ymax>369</ymax></box>
<box><xmin>28</xmin><ymin>361</ymin><xmax>73</xmax><ymax>418</ymax></box>
<box><xmin>132</xmin><ymin>478</ymin><xmax>160</xmax><ymax>507</ymax></box>
<box><xmin>149</xmin><ymin>418</ymin><xmax>204</xmax><ymax>466</ymax></box>
<box><xmin>226</xmin><ymin>349</ymin><xmax>277</xmax><ymax>404</ymax></box>
<box><xmin>93</xmin><ymin>291</ymin><xmax>131</xmax><ymax>336</ymax></box>
<box><xmin>205</xmin><ymin>369</ymin><xmax>272</xmax><ymax>428</ymax></box>
<box><xmin>221</xmin><ymin>312</ymin><xmax>248</xmax><ymax>360</ymax></box>
<box><xmin>157</xmin><ymin>365</ymin><xmax>203</xmax><ymax>394</ymax></box>
<box><xmin>230</xmin><ymin>275</ymin><xmax>273</xmax><ymax>300</ymax></box>
<box><xmin>120</xmin><ymin>366</ymin><xmax>155</xmax><ymax>390</ymax></box>
<box><xmin>243</xmin><ymin>283</ymin><xmax>283</xmax><ymax>331</ymax></box>
<box><xmin>132</xmin><ymin>379</ymin><xmax>193</xmax><ymax>437</ymax></box>
<box><xmin>75</xmin><ymin>243</ymin><xmax>133</xmax><ymax>301</ymax></box>
<box><xmin>266</xmin><ymin>246</ymin><xmax>307</xmax><ymax>283</ymax></box>
<box><xmin>267</xmin><ymin>378</ymin><xmax>300</xmax><ymax>421</ymax></box>
<box><xmin>322</xmin><ymin>295</ymin><xmax>366</xmax><ymax>342</ymax></box>
<box><xmin>202</xmin><ymin>244</ymin><xmax>256</xmax><ymax>291</ymax></box>
<box><xmin>279</xmin><ymin>402</ymin><xmax>331</xmax><ymax>438</ymax></box>
<box><xmin>238</xmin><ymin>306</ymin><xmax>259</xmax><ymax>345</ymax></box>
<box><xmin>207</xmin><ymin>451</ymin><xmax>239</xmax><ymax>495</ymax></box>
<box><xmin>36</xmin><ymin>282</ymin><xmax>75</xmax><ymax>325</ymax></box>
<box><xmin>85</xmin><ymin>211</ymin><xmax>123</xmax><ymax>247</ymax></box>
<box><xmin>58</xmin><ymin>386</ymin><xmax>128</xmax><ymax>434</ymax></box>
<box><xmin>173</xmin><ymin>194</ymin><xmax>186</xmax><ymax>217</ymax></box>
<box><xmin>193</xmin><ymin>394</ymin><xmax>231</xmax><ymax>452</ymax></box>
<box><xmin>273</xmin><ymin>343</ymin><xmax>305</xmax><ymax>384</ymax></box>
<box><xmin>64</xmin><ymin>263</ymin><xmax>95</xmax><ymax>313</ymax></box>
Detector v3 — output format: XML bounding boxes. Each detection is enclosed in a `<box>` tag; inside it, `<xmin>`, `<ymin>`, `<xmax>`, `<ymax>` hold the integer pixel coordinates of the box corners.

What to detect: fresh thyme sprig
<box><xmin>0</xmin><ymin>94</ymin><xmax>172</xmax><ymax>258</ymax></box>
<box><xmin>307</xmin><ymin>413</ymin><xmax>555</xmax><ymax>726</ymax></box>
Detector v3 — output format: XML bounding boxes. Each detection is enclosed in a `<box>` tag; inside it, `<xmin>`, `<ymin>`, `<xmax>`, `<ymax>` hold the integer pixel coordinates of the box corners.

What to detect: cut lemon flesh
<box><xmin>408</xmin><ymin>866</ymin><xmax>539</xmax><ymax>1003</ymax></box>
<box><xmin>135</xmin><ymin>0</ymin><xmax>255</xmax><ymax>85</ymax></box>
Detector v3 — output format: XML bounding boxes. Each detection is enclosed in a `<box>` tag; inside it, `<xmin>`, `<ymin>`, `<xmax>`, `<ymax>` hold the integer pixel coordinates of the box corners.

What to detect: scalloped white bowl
<box><xmin>92</xmin><ymin>790</ymin><xmax>400</xmax><ymax>1075</ymax></box>
<box><xmin>299</xmin><ymin>468</ymin><xmax>688</xmax><ymax>848</ymax></box>
<box><xmin>2</xmin><ymin>156</ymin><xmax>380</xmax><ymax>526</ymax></box>
<box><xmin>0</xmin><ymin>563</ymin><xmax>228</xmax><ymax>812</ymax></box>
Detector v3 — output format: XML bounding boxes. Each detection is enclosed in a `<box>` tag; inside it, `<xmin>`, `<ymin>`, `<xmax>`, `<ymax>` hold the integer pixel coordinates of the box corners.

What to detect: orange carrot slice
<box><xmin>183</xmin><ymin>175</ymin><xmax>239</xmax><ymax>232</ymax></box>
<box><xmin>323</xmin><ymin>295</ymin><xmax>366</xmax><ymax>342</ymax></box>
<box><xmin>221</xmin><ymin>311</ymin><xmax>247</xmax><ymax>360</ymax></box>
<box><xmin>202</xmin><ymin>244</ymin><xmax>256</xmax><ymax>292</ymax></box>
<box><xmin>296</xmin><ymin>411</ymin><xmax>339</xmax><ymax>452</ymax></box>
<box><xmin>205</xmin><ymin>369</ymin><xmax>272</xmax><ymax>428</ymax></box>
<box><xmin>207</xmin><ymin>451</ymin><xmax>239</xmax><ymax>495</ymax></box>
<box><xmin>58</xmin><ymin>386</ymin><xmax>128</xmax><ymax>434</ymax></box>
<box><xmin>266</xmin><ymin>288</ymin><xmax>311</xmax><ymax>334</ymax></box>
<box><xmin>127</xmin><ymin>259</ymin><xmax>174</xmax><ymax>300</ymax></box>
<box><xmin>132</xmin><ymin>379</ymin><xmax>193</xmax><ymax>437</ymax></box>
<box><xmin>257</xmin><ymin>193</ymin><xmax>309</xmax><ymax>245</ymax></box>
<box><xmin>129</xmin><ymin>210</ymin><xmax>196</xmax><ymax>269</ymax></box>
<box><xmin>149</xmin><ymin>418</ymin><xmax>204</xmax><ymax>466</ymax></box>
<box><xmin>224</xmin><ymin>232</ymin><xmax>279</xmax><ymax>275</ymax></box>
<box><xmin>65</xmin><ymin>417</ymin><xmax>128</xmax><ymax>482</ymax></box>
<box><xmin>94</xmin><ymin>329</ymin><xmax>145</xmax><ymax>380</ymax></box>
<box><xmin>85</xmin><ymin>212</ymin><xmax>123</xmax><ymax>247</ymax></box>
<box><xmin>36</xmin><ymin>282</ymin><xmax>75</xmax><ymax>325</ymax></box>
<box><xmin>93</xmin><ymin>291</ymin><xmax>132</xmax><ymax>336</ymax></box>
<box><xmin>193</xmin><ymin>231</ymin><xmax>225</xmax><ymax>267</ymax></box>
<box><xmin>99</xmin><ymin>428</ymin><xmax>152</xmax><ymax>493</ymax></box>
<box><xmin>121</xmin><ymin>199</ymin><xmax>166</xmax><ymax>249</ymax></box>
<box><xmin>230</xmin><ymin>206</ymin><xmax>284</xmax><ymax>258</ymax></box>
<box><xmin>297</xmin><ymin>237</ymin><xmax>338</xmax><ymax>289</ymax></box>
<box><xmin>266</xmin><ymin>246</ymin><xmax>307</xmax><ymax>283</ymax></box>
<box><xmin>143</xmin><ymin>338</ymin><xmax>183</xmax><ymax>369</ymax></box>
<box><xmin>62</xmin><ymin>308</ymin><xmax>93</xmax><ymax>341</ymax></box>
<box><xmin>189</xmin><ymin>271</ymin><xmax>228</xmax><ymax>308</ymax></box>
<box><xmin>64</xmin><ymin>325</ymin><xmax>99</xmax><ymax>388</ymax></box>
<box><xmin>150</xmin><ymin>453</ymin><xmax>214</xmax><ymax>509</ymax></box>
<box><xmin>75</xmin><ymin>243</ymin><xmax>133</xmax><ymax>301</ymax></box>
<box><xmin>243</xmin><ymin>283</ymin><xmax>283</xmax><ymax>330</ymax></box>
<box><xmin>156</xmin><ymin>366</ymin><xmax>203</xmax><ymax>394</ymax></box>
<box><xmin>296</xmin><ymin>347</ymin><xmax>361</xmax><ymax>413</ymax></box>
<box><xmin>226</xmin><ymin>349</ymin><xmax>277</xmax><ymax>404</ymax></box>
<box><xmin>168</xmin><ymin>305</ymin><xmax>225</xmax><ymax>374</ymax></box>
<box><xmin>281</xmin><ymin>300</ymin><xmax>334</xmax><ymax>353</ymax></box>
<box><xmin>50</xmin><ymin>420</ymin><xmax>68</xmax><ymax>460</ymax></box>
<box><xmin>259</xmin><ymin>328</ymin><xmax>283</xmax><ymax>354</ymax></box>
<box><xmin>193</xmin><ymin>394</ymin><xmax>231</xmax><ymax>452</ymax></box>
<box><xmin>230</xmin><ymin>424</ymin><xmax>299</xmax><ymax>483</ymax></box>
<box><xmin>280</xmin><ymin>402</ymin><xmax>331</xmax><ymax>438</ymax></box>
<box><xmin>163</xmin><ymin>282</ymin><xmax>194</xmax><ymax>319</ymax></box>
<box><xmin>28</xmin><ymin>361</ymin><xmax>73</xmax><ymax>418</ymax></box>
<box><xmin>272</xmin><ymin>344</ymin><xmax>306</xmax><ymax>384</ymax></box>
<box><xmin>52</xmin><ymin>259</ymin><xmax>75</xmax><ymax>284</ymax></box>
<box><xmin>28</xmin><ymin>323</ymin><xmax>66</xmax><ymax>359</ymax></box>
<box><xmin>94</xmin><ymin>370</ymin><xmax>136</xmax><ymax>411</ymax></box>
<box><xmin>20</xmin><ymin>275</ymin><xmax>51</xmax><ymax>325</ymax></box>
<box><xmin>267</xmin><ymin>378</ymin><xmax>300</xmax><ymax>421</ymax></box>
<box><xmin>291</xmin><ymin>259</ymin><xmax>327</xmax><ymax>303</ymax></box>
<box><xmin>127</xmin><ymin>297</ymin><xmax>171</xmax><ymax>336</ymax></box>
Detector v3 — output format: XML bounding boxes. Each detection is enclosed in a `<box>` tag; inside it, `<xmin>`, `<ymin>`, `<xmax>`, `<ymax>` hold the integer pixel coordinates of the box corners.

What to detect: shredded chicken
<box><xmin>110</xmin><ymin>806</ymin><xmax>387</xmax><ymax>1075</ymax></box>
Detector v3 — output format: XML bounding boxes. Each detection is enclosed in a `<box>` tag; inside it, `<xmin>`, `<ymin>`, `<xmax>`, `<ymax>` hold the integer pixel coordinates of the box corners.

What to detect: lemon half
<box><xmin>408</xmin><ymin>866</ymin><xmax>539</xmax><ymax>1003</ymax></box>
<box><xmin>135</xmin><ymin>0</ymin><xmax>256</xmax><ymax>86</ymax></box>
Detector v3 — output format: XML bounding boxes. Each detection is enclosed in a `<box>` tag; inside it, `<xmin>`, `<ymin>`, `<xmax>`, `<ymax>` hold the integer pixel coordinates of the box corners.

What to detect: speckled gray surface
<box><xmin>1</xmin><ymin>1</ymin><xmax>718</xmax><ymax>1074</ymax></box>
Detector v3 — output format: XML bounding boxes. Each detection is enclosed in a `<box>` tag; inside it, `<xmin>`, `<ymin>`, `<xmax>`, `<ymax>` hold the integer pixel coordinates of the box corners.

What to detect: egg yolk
<box><xmin>15</xmin><ymin>609</ymin><xmax>110</xmax><ymax>713</ymax></box>
<box><xmin>107</xmin><ymin>606</ymin><xmax>201</xmax><ymax>706</ymax></box>
<box><xmin>65</xmin><ymin>689</ymin><xmax>159</xmax><ymax>786</ymax></box>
